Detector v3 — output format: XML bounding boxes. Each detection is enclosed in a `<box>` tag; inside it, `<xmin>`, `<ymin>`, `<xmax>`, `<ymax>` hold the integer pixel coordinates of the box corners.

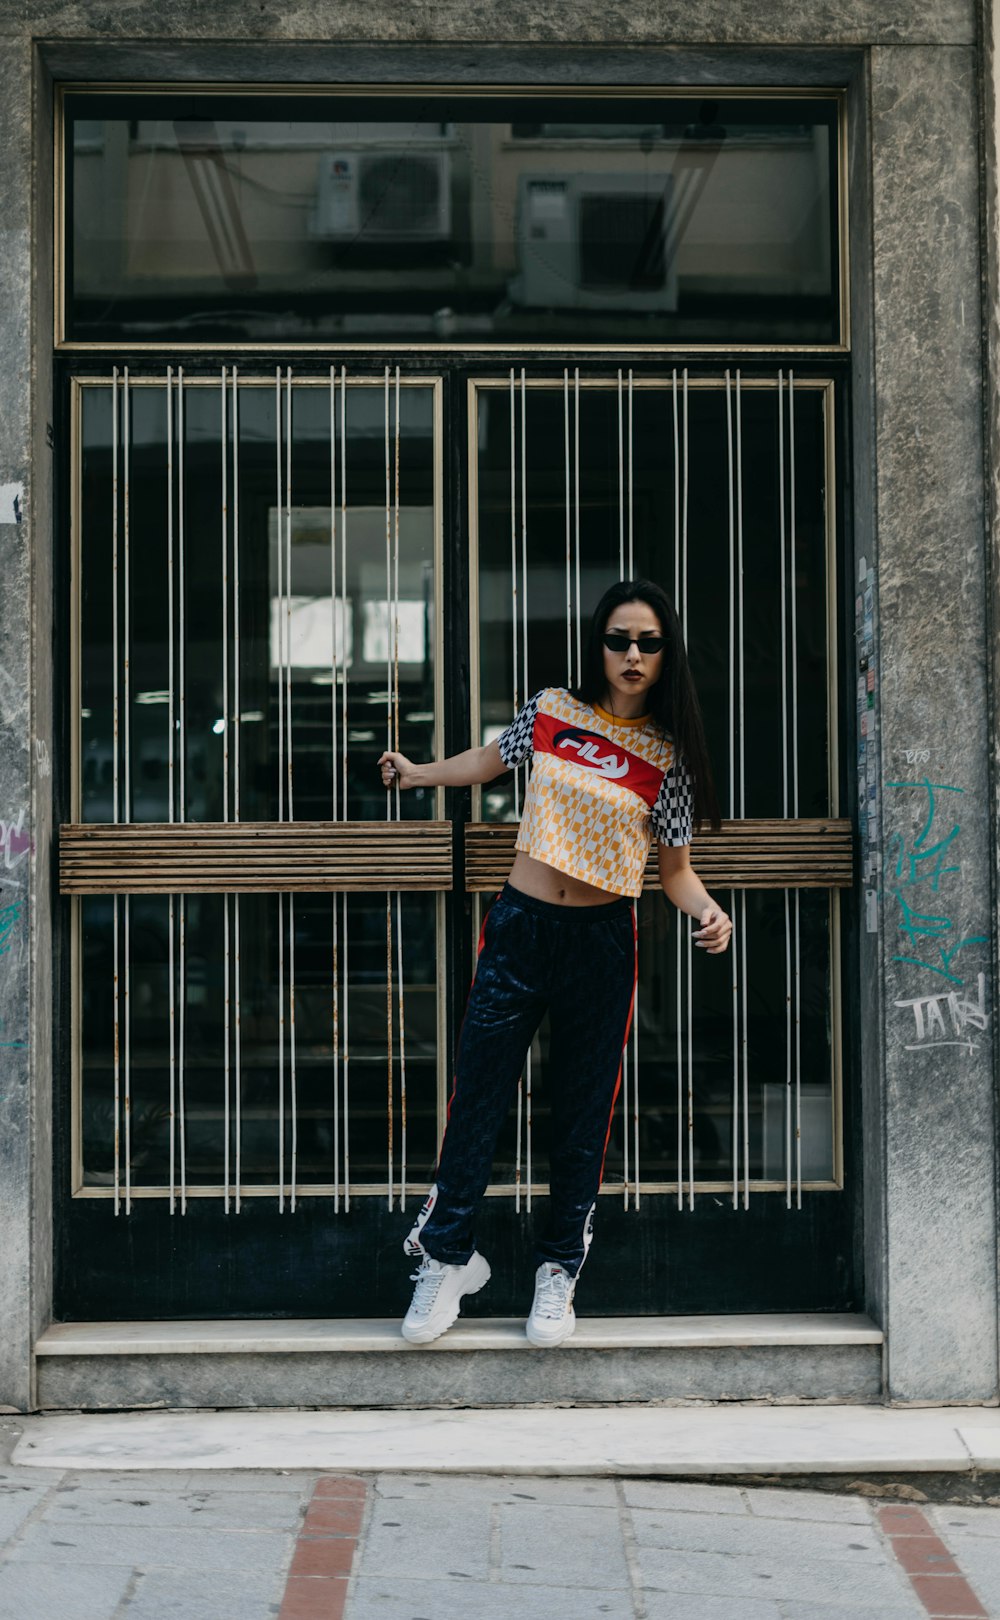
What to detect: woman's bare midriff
<box><xmin>506</xmin><ymin>851</ymin><xmax>621</xmax><ymax>907</ymax></box>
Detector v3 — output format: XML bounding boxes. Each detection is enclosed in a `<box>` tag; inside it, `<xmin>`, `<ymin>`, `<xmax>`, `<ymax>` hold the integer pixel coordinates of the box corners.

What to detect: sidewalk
<box><xmin>3</xmin><ymin>1434</ymin><xmax>1000</xmax><ymax>1620</ymax></box>
<box><xmin>7</xmin><ymin>1410</ymin><xmax>1000</xmax><ymax>1618</ymax></box>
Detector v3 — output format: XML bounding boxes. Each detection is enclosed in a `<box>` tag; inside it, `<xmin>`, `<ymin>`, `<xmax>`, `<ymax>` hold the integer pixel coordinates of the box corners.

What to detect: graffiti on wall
<box><xmin>888</xmin><ymin>776</ymin><xmax>989</xmax><ymax>1055</ymax></box>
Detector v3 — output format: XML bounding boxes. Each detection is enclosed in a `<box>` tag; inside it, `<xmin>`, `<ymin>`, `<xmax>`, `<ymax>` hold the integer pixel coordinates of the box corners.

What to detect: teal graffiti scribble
<box><xmin>885</xmin><ymin>779</ymin><xmax>964</xmax><ymax>892</ymax></box>
<box><xmin>885</xmin><ymin>779</ymin><xmax>983</xmax><ymax>987</ymax></box>
<box><xmin>0</xmin><ymin>901</ymin><xmax>21</xmax><ymax>956</ymax></box>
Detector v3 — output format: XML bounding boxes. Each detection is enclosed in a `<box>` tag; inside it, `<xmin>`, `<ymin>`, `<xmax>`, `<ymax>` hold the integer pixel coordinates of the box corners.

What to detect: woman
<box><xmin>377</xmin><ymin>578</ymin><xmax>731</xmax><ymax>1348</ymax></box>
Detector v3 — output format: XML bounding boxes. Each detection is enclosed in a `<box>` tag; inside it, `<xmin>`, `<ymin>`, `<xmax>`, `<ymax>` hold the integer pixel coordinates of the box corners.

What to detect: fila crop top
<box><xmin>495</xmin><ymin>687</ymin><xmax>694</xmax><ymax>898</ymax></box>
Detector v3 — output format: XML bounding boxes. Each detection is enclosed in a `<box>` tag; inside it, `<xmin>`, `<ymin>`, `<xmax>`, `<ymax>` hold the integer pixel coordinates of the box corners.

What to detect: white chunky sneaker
<box><xmin>401</xmin><ymin>1251</ymin><xmax>491</xmax><ymax>1345</ymax></box>
<box><xmin>526</xmin><ymin>1261</ymin><xmax>577</xmax><ymax>1348</ymax></box>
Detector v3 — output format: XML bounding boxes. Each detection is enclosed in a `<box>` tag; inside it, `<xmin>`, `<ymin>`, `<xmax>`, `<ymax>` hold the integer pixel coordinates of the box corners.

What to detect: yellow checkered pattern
<box><xmin>515</xmin><ymin>689</ymin><xmax>674</xmax><ymax>898</ymax></box>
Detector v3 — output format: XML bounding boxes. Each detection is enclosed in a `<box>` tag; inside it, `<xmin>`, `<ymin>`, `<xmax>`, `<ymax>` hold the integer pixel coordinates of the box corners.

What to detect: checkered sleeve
<box><xmin>495</xmin><ymin>690</ymin><xmax>543</xmax><ymax>769</ymax></box>
<box><xmin>651</xmin><ymin>750</ymin><xmax>694</xmax><ymax>846</ymax></box>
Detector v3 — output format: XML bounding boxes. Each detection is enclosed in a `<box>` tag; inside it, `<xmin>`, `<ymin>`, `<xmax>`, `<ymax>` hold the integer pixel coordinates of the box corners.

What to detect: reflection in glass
<box><xmin>66</xmin><ymin>93</ymin><xmax>840</xmax><ymax>345</ymax></box>
<box><xmin>77</xmin><ymin>375</ymin><xmax>441</xmax><ymax>1195</ymax></box>
<box><xmin>80</xmin><ymin>892</ymin><xmax>440</xmax><ymax>1190</ymax></box>
<box><xmin>79</xmin><ymin>379</ymin><xmax>438</xmax><ymax>825</ymax></box>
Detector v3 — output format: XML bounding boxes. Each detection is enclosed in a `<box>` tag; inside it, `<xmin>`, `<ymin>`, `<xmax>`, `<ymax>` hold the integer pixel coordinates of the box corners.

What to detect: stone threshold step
<box><xmin>35</xmin><ymin>1312</ymin><xmax>883</xmax><ymax>1358</ymax></box>
<box><xmin>14</xmin><ymin>1402</ymin><xmax>1000</xmax><ymax>1475</ymax></box>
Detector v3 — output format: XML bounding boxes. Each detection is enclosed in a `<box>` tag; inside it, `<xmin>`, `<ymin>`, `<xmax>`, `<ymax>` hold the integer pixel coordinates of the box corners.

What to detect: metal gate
<box><xmin>56</xmin><ymin>360</ymin><xmax>854</xmax><ymax>1320</ymax></box>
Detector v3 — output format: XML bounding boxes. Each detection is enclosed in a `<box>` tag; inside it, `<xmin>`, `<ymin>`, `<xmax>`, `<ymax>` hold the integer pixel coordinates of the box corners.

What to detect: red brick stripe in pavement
<box><xmin>876</xmin><ymin>1504</ymin><xmax>989</xmax><ymax>1620</ymax></box>
<box><xmin>277</xmin><ymin>1475</ymin><xmax>368</xmax><ymax>1620</ymax></box>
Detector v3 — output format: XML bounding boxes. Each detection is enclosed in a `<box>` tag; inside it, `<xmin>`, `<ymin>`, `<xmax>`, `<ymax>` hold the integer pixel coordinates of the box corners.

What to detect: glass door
<box><xmin>464</xmin><ymin>368</ymin><xmax>856</xmax><ymax>1314</ymax></box>
<box><xmin>59</xmin><ymin>367</ymin><xmax>453</xmax><ymax>1319</ymax></box>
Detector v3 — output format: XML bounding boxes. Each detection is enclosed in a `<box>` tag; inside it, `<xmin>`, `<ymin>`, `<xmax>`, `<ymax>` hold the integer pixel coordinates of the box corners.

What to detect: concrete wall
<box><xmin>0</xmin><ymin>0</ymin><xmax>995</xmax><ymax>1408</ymax></box>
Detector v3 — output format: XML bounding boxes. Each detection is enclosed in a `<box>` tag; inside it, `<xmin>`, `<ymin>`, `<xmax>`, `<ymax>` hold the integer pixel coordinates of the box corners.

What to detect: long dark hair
<box><xmin>570</xmin><ymin>578</ymin><xmax>721</xmax><ymax>831</ymax></box>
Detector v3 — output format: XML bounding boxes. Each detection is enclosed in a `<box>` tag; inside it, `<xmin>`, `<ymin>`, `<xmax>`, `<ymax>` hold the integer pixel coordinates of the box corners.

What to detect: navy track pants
<box><xmin>416</xmin><ymin>880</ymin><xmax>637</xmax><ymax>1277</ymax></box>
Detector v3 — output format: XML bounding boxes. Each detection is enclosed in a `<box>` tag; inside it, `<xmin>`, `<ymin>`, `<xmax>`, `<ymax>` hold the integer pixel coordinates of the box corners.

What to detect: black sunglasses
<box><xmin>603</xmin><ymin>633</ymin><xmax>667</xmax><ymax>654</ymax></box>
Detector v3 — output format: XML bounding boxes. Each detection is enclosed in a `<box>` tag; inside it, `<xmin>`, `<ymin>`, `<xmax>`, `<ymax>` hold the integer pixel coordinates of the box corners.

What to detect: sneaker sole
<box><xmin>525</xmin><ymin>1309</ymin><xmax>577</xmax><ymax>1349</ymax></box>
<box><xmin>400</xmin><ymin>1253</ymin><xmax>492</xmax><ymax>1345</ymax></box>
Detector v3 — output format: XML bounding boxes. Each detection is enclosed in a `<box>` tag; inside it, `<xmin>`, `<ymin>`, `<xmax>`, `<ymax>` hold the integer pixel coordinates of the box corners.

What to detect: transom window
<box><xmin>61</xmin><ymin>89</ymin><xmax>845</xmax><ymax>349</ymax></box>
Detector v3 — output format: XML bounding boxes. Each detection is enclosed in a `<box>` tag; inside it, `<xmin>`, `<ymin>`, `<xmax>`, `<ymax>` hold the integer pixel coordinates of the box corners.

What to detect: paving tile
<box><xmin>907</xmin><ymin>1573</ymin><xmax>989</xmax><ymax>1617</ymax></box>
<box><xmin>773</xmin><ymin>1607</ymin><xmax>924</xmax><ymax>1619</ymax></box>
<box><xmin>643</xmin><ymin>1595</ymin><xmax>782</xmax><ymax>1620</ymax></box>
<box><xmin>0</xmin><ymin>1482</ymin><xmax>51</xmax><ymax>1544</ymax></box>
<box><xmin>0</xmin><ymin>1559</ymin><xmax>136</xmax><ymax>1620</ymax></box>
<box><xmin>621</xmin><ymin>1479</ymin><xmax>748</xmax><ymax>1514</ymax></box>
<box><xmin>6</xmin><ymin>1520</ymin><xmax>295</xmax><ymax>1574</ymax></box>
<box><xmin>343</xmin><ymin>1575</ymin><xmax>634</xmax><ymax>1620</ymax></box>
<box><xmin>635</xmin><ymin>1544</ymin><xmax>918</xmax><ymax>1608</ymax></box>
<box><xmin>931</xmin><ymin>1503</ymin><xmax>1000</xmax><ymax>1540</ymax></box>
<box><xmin>498</xmin><ymin>1502</ymin><xmax>629</xmax><ymax>1589</ymax></box>
<box><xmin>44</xmin><ymin>1485</ymin><xmax>307</xmax><ymax>1531</ymax></box>
<box><xmin>288</xmin><ymin>1535</ymin><xmax>356</xmax><ymax>1578</ymax></box>
<box><xmin>629</xmin><ymin>1505</ymin><xmax>885</xmax><ymax>1563</ymax></box>
<box><xmin>373</xmin><ymin>1472</ymin><xmax>618</xmax><ymax>1506</ymax></box>
<box><xmin>301</xmin><ymin>1498</ymin><xmax>365</xmax><ymax>1536</ymax></box>
<box><xmin>357</xmin><ymin>1495</ymin><xmax>492</xmax><ymax>1581</ymax></box>
<box><xmin>312</xmin><ymin>1477</ymin><xmax>368</xmax><ymax>1501</ymax></box>
<box><xmin>181</xmin><ymin>1470</ymin><xmax>317</xmax><ymax>1493</ymax></box>
<box><xmin>60</xmin><ymin>1470</ymin><xmax>199</xmax><ymax>1494</ymax></box>
<box><xmin>744</xmin><ymin>1488</ymin><xmax>873</xmax><ymax>1525</ymax></box>
<box><xmin>121</xmin><ymin>1565</ymin><xmax>288</xmax><ymax>1620</ymax></box>
<box><xmin>281</xmin><ymin>1576</ymin><xmax>350</xmax><ymax>1620</ymax></box>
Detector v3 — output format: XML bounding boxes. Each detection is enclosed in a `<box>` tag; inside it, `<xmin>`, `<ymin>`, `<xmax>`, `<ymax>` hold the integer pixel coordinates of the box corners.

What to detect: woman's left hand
<box><xmin>693</xmin><ymin>905</ymin><xmax>732</xmax><ymax>954</ymax></box>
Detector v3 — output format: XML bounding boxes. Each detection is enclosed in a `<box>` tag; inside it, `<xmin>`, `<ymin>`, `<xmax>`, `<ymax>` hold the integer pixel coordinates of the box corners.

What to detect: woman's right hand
<box><xmin>378</xmin><ymin>750</ymin><xmax>419</xmax><ymax>790</ymax></box>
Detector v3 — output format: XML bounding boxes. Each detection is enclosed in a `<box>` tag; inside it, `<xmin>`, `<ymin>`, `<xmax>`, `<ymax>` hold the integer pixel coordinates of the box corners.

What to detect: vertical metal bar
<box><xmin>726</xmin><ymin>370</ymin><xmax>739</xmax><ymax>1211</ymax></box>
<box><xmin>633</xmin><ymin>908</ymin><xmax>640</xmax><ymax>1208</ymax></box>
<box><xmin>564</xmin><ymin>369</ymin><xmax>572</xmax><ymax>685</ymax></box>
<box><xmin>272</xmin><ymin>364</ymin><xmax>285</xmax><ymax>1205</ymax></box>
<box><xmin>520</xmin><ymin>369</ymin><xmax>528</xmax><ymax>737</ymax></box>
<box><xmin>276</xmin><ymin>367</ymin><xmax>284</xmax><ymax>824</ymax></box>
<box><xmin>681</xmin><ymin>370</ymin><xmax>689</xmax><ymax>641</ymax></box>
<box><xmin>520</xmin><ymin>367</ymin><xmax>531</xmax><ymax>1210</ymax></box>
<box><xmin>789</xmin><ymin>370</ymin><xmax>802</xmax><ymax>1209</ymax></box>
<box><xmin>289</xmin><ymin>892</ymin><xmax>297</xmax><ymax>1213</ymax></box>
<box><xmin>508</xmin><ymin>367</ymin><xmax>522</xmax><ymax>1206</ymax></box>
<box><xmin>221</xmin><ymin>368</ymin><xmax>230</xmax><ymax>1214</ymax></box>
<box><xmin>166</xmin><ymin>367</ymin><xmax>176</xmax><ymax>1216</ymax></box>
<box><xmin>286</xmin><ymin>369</ymin><xmax>297</xmax><ymax>1212</ymax></box>
<box><xmin>515</xmin><ymin>1067</ymin><xmax>523</xmax><ymax>1214</ymax></box>
<box><xmin>736</xmin><ymin>370</ymin><xmax>750</xmax><ymax>1211</ymax></box>
<box><xmin>111</xmin><ymin>367</ymin><xmax>120</xmax><ymax>1217</ymax></box>
<box><xmin>341</xmin><ymin>368</ymin><xmax>351</xmax><ymax>1211</ymax></box>
<box><xmin>627</xmin><ymin>368</ymin><xmax>634</xmax><ymax>578</ymax></box>
<box><xmin>672</xmin><ymin>370</ymin><xmax>682</xmax><ymax>1210</ymax></box>
<box><xmin>682</xmin><ymin>369</ymin><xmax>693</xmax><ymax>1212</ymax></box>
<box><xmin>574</xmin><ymin>368</ymin><xmax>582</xmax><ymax>686</ymax></box>
<box><xmin>393</xmin><ymin>365</ymin><xmax>407</xmax><ymax>1210</ymax></box>
<box><xmin>177</xmin><ymin>367</ymin><xmax>187</xmax><ymax>1214</ymax></box>
<box><xmin>509</xmin><ymin>369</ymin><xmax>519</xmax><ymax>815</ymax></box>
<box><xmin>221</xmin><ymin>367</ymin><xmax>230</xmax><ymax>822</ymax></box>
<box><xmin>330</xmin><ymin>365</ymin><xmax>340</xmax><ymax>1212</ymax></box>
<box><xmin>617</xmin><ymin>369</ymin><xmax>624</xmax><ymax>577</ymax></box>
<box><xmin>778</xmin><ymin>371</ymin><xmax>793</xmax><ymax>1209</ymax></box>
<box><xmin>285</xmin><ymin>368</ymin><xmax>294</xmax><ymax>822</ymax></box>
<box><xmin>233</xmin><ymin>365</ymin><xmax>241</xmax><ymax>820</ymax></box>
<box><xmin>232</xmin><ymin>365</ymin><xmax>242</xmax><ymax>1214</ymax></box>
<box><xmin>672</xmin><ymin>371</ymin><xmax>680</xmax><ymax>608</ymax></box>
<box><xmin>123</xmin><ymin>366</ymin><xmax>132</xmax><ymax>1216</ymax></box>
<box><xmin>384</xmin><ymin>366</ymin><xmax>394</xmax><ymax>1213</ymax></box>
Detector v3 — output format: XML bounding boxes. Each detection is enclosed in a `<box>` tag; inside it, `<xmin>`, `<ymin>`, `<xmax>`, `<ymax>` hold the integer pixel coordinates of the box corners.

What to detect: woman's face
<box><xmin>600</xmin><ymin>600</ymin><xmax>667</xmax><ymax>709</ymax></box>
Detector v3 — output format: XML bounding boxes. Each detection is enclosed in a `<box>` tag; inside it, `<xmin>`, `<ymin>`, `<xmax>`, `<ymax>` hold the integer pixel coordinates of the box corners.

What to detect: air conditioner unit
<box><xmin>313</xmin><ymin>149</ymin><xmax>452</xmax><ymax>242</ymax></box>
<box><xmin>510</xmin><ymin>172</ymin><xmax>679</xmax><ymax>311</ymax></box>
